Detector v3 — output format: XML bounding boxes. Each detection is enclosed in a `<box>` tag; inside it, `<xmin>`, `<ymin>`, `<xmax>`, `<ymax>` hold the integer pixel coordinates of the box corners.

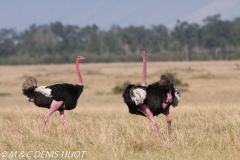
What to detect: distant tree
<box><xmin>102</xmin><ymin>26</ymin><xmax>124</xmax><ymax>54</ymax></box>
<box><xmin>32</xmin><ymin>31</ymin><xmax>59</xmax><ymax>56</ymax></box>
<box><xmin>78</xmin><ymin>24</ymin><xmax>101</xmax><ymax>54</ymax></box>
<box><xmin>0</xmin><ymin>29</ymin><xmax>17</xmax><ymax>57</ymax></box>
<box><xmin>229</xmin><ymin>18</ymin><xmax>240</xmax><ymax>46</ymax></box>
<box><xmin>117</xmin><ymin>26</ymin><xmax>151</xmax><ymax>54</ymax></box>
<box><xmin>150</xmin><ymin>24</ymin><xmax>170</xmax><ymax>52</ymax></box>
<box><xmin>17</xmin><ymin>24</ymin><xmax>59</xmax><ymax>57</ymax></box>
<box><xmin>50</xmin><ymin>21</ymin><xmax>64</xmax><ymax>39</ymax></box>
<box><xmin>50</xmin><ymin>22</ymin><xmax>81</xmax><ymax>52</ymax></box>
<box><xmin>172</xmin><ymin>20</ymin><xmax>201</xmax><ymax>60</ymax></box>
<box><xmin>1</xmin><ymin>14</ymin><xmax>240</xmax><ymax>64</ymax></box>
<box><xmin>202</xmin><ymin>14</ymin><xmax>231</xmax><ymax>57</ymax></box>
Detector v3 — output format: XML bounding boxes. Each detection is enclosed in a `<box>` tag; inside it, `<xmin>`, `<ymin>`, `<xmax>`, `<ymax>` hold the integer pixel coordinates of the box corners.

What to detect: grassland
<box><xmin>1</xmin><ymin>60</ymin><xmax>240</xmax><ymax>160</ymax></box>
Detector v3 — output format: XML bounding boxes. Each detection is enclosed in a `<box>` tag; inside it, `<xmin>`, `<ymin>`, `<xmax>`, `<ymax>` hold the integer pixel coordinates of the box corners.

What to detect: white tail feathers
<box><xmin>172</xmin><ymin>89</ymin><xmax>181</xmax><ymax>107</ymax></box>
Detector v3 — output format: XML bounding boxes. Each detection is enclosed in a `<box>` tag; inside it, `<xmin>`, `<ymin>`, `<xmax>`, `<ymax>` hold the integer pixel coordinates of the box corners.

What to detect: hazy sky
<box><xmin>1</xmin><ymin>0</ymin><xmax>240</xmax><ymax>31</ymax></box>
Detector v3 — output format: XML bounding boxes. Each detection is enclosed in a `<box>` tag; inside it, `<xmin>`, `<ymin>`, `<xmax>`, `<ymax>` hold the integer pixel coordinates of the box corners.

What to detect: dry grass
<box><xmin>1</xmin><ymin>60</ymin><xmax>240</xmax><ymax>160</ymax></box>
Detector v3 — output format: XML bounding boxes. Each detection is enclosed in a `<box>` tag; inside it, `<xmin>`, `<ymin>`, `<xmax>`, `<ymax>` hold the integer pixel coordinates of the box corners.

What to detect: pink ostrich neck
<box><xmin>141</xmin><ymin>50</ymin><xmax>147</xmax><ymax>86</ymax></box>
<box><xmin>76</xmin><ymin>58</ymin><xmax>83</xmax><ymax>85</ymax></box>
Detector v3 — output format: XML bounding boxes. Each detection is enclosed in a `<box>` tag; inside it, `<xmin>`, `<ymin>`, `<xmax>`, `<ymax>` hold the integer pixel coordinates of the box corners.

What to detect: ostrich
<box><xmin>122</xmin><ymin>50</ymin><xmax>180</xmax><ymax>137</ymax></box>
<box><xmin>22</xmin><ymin>56</ymin><xmax>85</xmax><ymax>133</ymax></box>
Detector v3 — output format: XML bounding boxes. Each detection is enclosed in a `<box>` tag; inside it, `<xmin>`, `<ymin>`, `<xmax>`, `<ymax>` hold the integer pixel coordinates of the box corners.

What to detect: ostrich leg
<box><xmin>140</xmin><ymin>104</ymin><xmax>159</xmax><ymax>137</ymax></box>
<box><xmin>59</xmin><ymin>110</ymin><xmax>68</xmax><ymax>129</ymax></box>
<box><xmin>40</xmin><ymin>100</ymin><xmax>64</xmax><ymax>133</ymax></box>
<box><xmin>163</xmin><ymin>107</ymin><xmax>172</xmax><ymax>136</ymax></box>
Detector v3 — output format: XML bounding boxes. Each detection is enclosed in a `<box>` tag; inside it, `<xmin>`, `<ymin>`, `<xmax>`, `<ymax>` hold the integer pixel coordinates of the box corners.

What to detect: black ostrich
<box><xmin>122</xmin><ymin>50</ymin><xmax>180</xmax><ymax>137</ymax></box>
<box><xmin>22</xmin><ymin>56</ymin><xmax>85</xmax><ymax>132</ymax></box>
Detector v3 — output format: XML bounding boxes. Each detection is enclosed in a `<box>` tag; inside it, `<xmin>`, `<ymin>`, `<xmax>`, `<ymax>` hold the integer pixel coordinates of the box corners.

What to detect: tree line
<box><xmin>1</xmin><ymin>14</ymin><xmax>240</xmax><ymax>64</ymax></box>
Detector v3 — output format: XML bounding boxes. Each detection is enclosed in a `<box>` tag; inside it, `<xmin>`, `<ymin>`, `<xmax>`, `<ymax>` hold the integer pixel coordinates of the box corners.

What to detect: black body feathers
<box><xmin>47</xmin><ymin>83</ymin><xmax>83</xmax><ymax>110</ymax></box>
<box><xmin>22</xmin><ymin>79</ymin><xmax>84</xmax><ymax>110</ymax></box>
<box><xmin>146</xmin><ymin>82</ymin><xmax>175</xmax><ymax>116</ymax></box>
<box><xmin>122</xmin><ymin>82</ymin><xmax>176</xmax><ymax>117</ymax></box>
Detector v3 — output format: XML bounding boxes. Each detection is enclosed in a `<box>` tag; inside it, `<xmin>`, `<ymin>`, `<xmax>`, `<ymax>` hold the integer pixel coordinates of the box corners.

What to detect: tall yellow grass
<box><xmin>1</xmin><ymin>60</ymin><xmax>240</xmax><ymax>160</ymax></box>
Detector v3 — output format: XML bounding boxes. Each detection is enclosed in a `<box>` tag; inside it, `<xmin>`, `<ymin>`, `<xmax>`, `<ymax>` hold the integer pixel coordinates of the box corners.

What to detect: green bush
<box><xmin>112</xmin><ymin>81</ymin><xmax>131</xmax><ymax>94</ymax></box>
<box><xmin>164</xmin><ymin>72</ymin><xmax>188</xmax><ymax>87</ymax></box>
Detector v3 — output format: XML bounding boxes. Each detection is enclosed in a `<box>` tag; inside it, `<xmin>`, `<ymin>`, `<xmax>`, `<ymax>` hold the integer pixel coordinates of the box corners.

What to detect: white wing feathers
<box><xmin>34</xmin><ymin>86</ymin><xmax>52</xmax><ymax>97</ymax></box>
<box><xmin>130</xmin><ymin>88</ymin><xmax>147</xmax><ymax>106</ymax></box>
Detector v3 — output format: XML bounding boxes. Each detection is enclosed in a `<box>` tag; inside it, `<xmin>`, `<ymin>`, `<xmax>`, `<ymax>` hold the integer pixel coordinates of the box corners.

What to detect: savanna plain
<box><xmin>1</xmin><ymin>60</ymin><xmax>240</xmax><ymax>160</ymax></box>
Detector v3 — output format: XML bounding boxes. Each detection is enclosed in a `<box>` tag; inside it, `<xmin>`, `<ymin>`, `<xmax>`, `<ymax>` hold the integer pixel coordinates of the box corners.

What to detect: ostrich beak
<box><xmin>29</xmin><ymin>98</ymin><xmax>34</xmax><ymax>102</ymax></box>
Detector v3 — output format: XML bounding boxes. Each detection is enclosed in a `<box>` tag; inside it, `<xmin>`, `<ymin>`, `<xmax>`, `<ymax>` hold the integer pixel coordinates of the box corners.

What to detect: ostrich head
<box><xmin>141</xmin><ymin>50</ymin><xmax>147</xmax><ymax>57</ymax></box>
<box><xmin>159</xmin><ymin>75</ymin><xmax>173</xmax><ymax>92</ymax></box>
<box><xmin>76</xmin><ymin>56</ymin><xmax>85</xmax><ymax>61</ymax></box>
<box><xmin>159</xmin><ymin>75</ymin><xmax>171</xmax><ymax>86</ymax></box>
